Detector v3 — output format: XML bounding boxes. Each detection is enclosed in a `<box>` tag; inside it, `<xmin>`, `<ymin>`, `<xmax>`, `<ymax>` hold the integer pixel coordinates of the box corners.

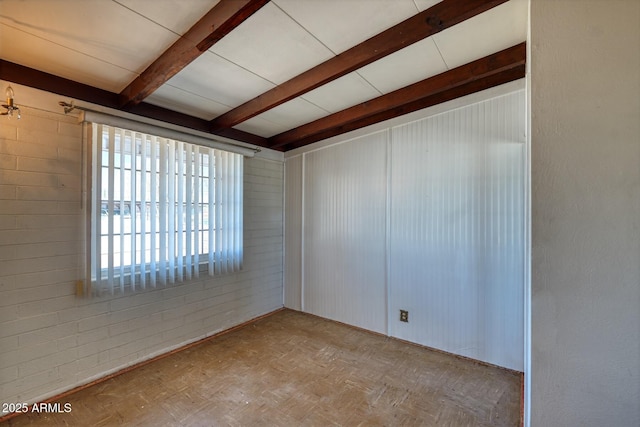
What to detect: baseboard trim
<box><xmin>2</xmin><ymin>306</ymin><xmax>523</xmax><ymax>425</ymax></box>
<box><xmin>0</xmin><ymin>307</ymin><xmax>285</xmax><ymax>423</ymax></box>
<box><xmin>288</xmin><ymin>308</ymin><xmax>525</xmax><ymax>426</ymax></box>
<box><xmin>293</xmin><ymin>308</ymin><xmax>523</xmax><ymax>374</ymax></box>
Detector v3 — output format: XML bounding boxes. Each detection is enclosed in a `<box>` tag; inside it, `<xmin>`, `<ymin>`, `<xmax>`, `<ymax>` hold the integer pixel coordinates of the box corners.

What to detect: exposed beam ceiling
<box><xmin>278</xmin><ymin>65</ymin><xmax>526</xmax><ymax>152</ymax></box>
<box><xmin>0</xmin><ymin>0</ymin><xmax>527</xmax><ymax>152</ymax></box>
<box><xmin>0</xmin><ymin>60</ymin><xmax>268</xmax><ymax>146</ymax></box>
<box><xmin>268</xmin><ymin>42</ymin><xmax>526</xmax><ymax>150</ymax></box>
<box><xmin>119</xmin><ymin>0</ymin><xmax>270</xmax><ymax>108</ymax></box>
<box><xmin>209</xmin><ymin>0</ymin><xmax>509</xmax><ymax>131</ymax></box>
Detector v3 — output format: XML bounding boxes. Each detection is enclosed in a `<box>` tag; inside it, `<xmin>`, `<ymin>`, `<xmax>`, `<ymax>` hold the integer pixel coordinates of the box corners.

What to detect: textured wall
<box><xmin>0</xmin><ymin>83</ymin><xmax>284</xmax><ymax>405</ymax></box>
<box><xmin>302</xmin><ymin>132</ymin><xmax>388</xmax><ymax>333</ymax></box>
<box><xmin>285</xmin><ymin>88</ymin><xmax>526</xmax><ymax>370</ymax></box>
<box><xmin>530</xmin><ymin>1</ymin><xmax>640</xmax><ymax>425</ymax></box>
<box><xmin>284</xmin><ymin>155</ymin><xmax>302</xmax><ymax>310</ymax></box>
<box><xmin>390</xmin><ymin>92</ymin><xmax>525</xmax><ymax>370</ymax></box>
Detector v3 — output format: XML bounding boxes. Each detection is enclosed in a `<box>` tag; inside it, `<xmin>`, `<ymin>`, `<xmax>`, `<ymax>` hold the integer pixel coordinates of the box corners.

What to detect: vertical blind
<box><xmin>88</xmin><ymin>123</ymin><xmax>243</xmax><ymax>295</ymax></box>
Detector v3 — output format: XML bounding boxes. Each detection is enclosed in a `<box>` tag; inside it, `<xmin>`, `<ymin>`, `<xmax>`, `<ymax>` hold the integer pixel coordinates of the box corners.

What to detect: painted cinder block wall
<box><xmin>0</xmin><ymin>83</ymin><xmax>284</xmax><ymax>405</ymax></box>
<box><xmin>530</xmin><ymin>0</ymin><xmax>640</xmax><ymax>425</ymax></box>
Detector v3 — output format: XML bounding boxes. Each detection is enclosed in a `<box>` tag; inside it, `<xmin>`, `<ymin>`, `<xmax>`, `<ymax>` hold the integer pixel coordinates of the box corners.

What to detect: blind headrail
<box><xmin>60</xmin><ymin>101</ymin><xmax>259</xmax><ymax>157</ymax></box>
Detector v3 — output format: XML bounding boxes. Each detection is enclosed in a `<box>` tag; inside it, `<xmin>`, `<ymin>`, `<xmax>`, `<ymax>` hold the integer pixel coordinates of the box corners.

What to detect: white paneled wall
<box><xmin>285</xmin><ymin>89</ymin><xmax>526</xmax><ymax>370</ymax></box>
<box><xmin>0</xmin><ymin>85</ymin><xmax>284</xmax><ymax>405</ymax></box>
<box><xmin>303</xmin><ymin>133</ymin><xmax>388</xmax><ymax>333</ymax></box>
<box><xmin>284</xmin><ymin>155</ymin><xmax>302</xmax><ymax>310</ymax></box>
<box><xmin>390</xmin><ymin>91</ymin><xmax>525</xmax><ymax>370</ymax></box>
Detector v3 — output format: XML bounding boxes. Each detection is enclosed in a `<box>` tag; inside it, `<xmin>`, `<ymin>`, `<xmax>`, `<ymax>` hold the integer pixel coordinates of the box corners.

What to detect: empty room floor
<box><xmin>2</xmin><ymin>309</ymin><xmax>521</xmax><ymax>426</ymax></box>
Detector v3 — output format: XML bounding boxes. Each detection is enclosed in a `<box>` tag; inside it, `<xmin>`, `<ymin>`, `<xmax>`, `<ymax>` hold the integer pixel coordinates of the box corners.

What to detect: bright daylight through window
<box><xmin>88</xmin><ymin>123</ymin><xmax>243</xmax><ymax>295</ymax></box>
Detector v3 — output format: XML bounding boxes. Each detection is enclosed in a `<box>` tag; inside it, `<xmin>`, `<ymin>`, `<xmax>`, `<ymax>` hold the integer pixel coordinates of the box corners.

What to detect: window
<box><xmin>87</xmin><ymin>123</ymin><xmax>243</xmax><ymax>295</ymax></box>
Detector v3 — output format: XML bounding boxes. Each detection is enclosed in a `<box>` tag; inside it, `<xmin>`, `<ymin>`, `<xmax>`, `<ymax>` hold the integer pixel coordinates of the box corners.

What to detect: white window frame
<box><xmin>82</xmin><ymin>113</ymin><xmax>249</xmax><ymax>296</ymax></box>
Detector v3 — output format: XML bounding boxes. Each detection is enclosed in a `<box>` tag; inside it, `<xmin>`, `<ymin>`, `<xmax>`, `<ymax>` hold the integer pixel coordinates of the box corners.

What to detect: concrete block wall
<box><xmin>0</xmin><ymin>85</ymin><xmax>284</xmax><ymax>405</ymax></box>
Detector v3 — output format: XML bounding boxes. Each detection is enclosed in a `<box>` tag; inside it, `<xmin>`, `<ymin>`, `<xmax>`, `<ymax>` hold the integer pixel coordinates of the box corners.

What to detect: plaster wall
<box><xmin>530</xmin><ymin>1</ymin><xmax>640</xmax><ymax>425</ymax></box>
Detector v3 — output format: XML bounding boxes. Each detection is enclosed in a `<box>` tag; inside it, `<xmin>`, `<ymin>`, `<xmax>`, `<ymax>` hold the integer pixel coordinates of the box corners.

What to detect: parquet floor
<box><xmin>2</xmin><ymin>309</ymin><xmax>521</xmax><ymax>426</ymax></box>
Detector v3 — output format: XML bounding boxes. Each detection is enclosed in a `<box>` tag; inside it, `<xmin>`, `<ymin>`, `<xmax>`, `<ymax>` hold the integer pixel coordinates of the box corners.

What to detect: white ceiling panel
<box><xmin>114</xmin><ymin>0</ymin><xmax>220</xmax><ymax>35</ymax></box>
<box><xmin>273</xmin><ymin>0</ymin><xmax>419</xmax><ymax>54</ymax></box>
<box><xmin>0</xmin><ymin>0</ymin><xmax>179</xmax><ymax>75</ymax></box>
<box><xmin>258</xmin><ymin>98</ymin><xmax>329</xmax><ymax>127</ymax></box>
<box><xmin>209</xmin><ymin>2</ymin><xmax>334</xmax><ymax>84</ymax></box>
<box><xmin>238</xmin><ymin>98</ymin><xmax>330</xmax><ymax>137</ymax></box>
<box><xmin>0</xmin><ymin>24</ymin><xmax>137</xmax><ymax>92</ymax></box>
<box><xmin>233</xmin><ymin>116</ymin><xmax>285</xmax><ymax>138</ymax></box>
<box><xmin>145</xmin><ymin>84</ymin><xmax>230</xmax><ymax>120</ymax></box>
<box><xmin>164</xmin><ymin>52</ymin><xmax>275</xmax><ymax>107</ymax></box>
<box><xmin>413</xmin><ymin>0</ymin><xmax>444</xmax><ymax>12</ymax></box>
<box><xmin>432</xmin><ymin>0</ymin><xmax>528</xmax><ymax>69</ymax></box>
<box><xmin>358</xmin><ymin>38</ymin><xmax>448</xmax><ymax>94</ymax></box>
<box><xmin>301</xmin><ymin>72</ymin><xmax>381</xmax><ymax>113</ymax></box>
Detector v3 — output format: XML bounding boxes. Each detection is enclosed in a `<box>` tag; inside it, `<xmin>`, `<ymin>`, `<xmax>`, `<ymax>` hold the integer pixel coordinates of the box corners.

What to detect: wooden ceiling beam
<box><xmin>0</xmin><ymin>60</ymin><xmax>269</xmax><ymax>147</ymax></box>
<box><xmin>0</xmin><ymin>60</ymin><xmax>119</xmax><ymax>108</ymax></box>
<box><xmin>268</xmin><ymin>42</ymin><xmax>526</xmax><ymax>150</ymax></box>
<box><xmin>209</xmin><ymin>0</ymin><xmax>509</xmax><ymax>131</ymax></box>
<box><xmin>119</xmin><ymin>0</ymin><xmax>270</xmax><ymax>108</ymax></box>
<box><xmin>278</xmin><ymin>65</ymin><xmax>525</xmax><ymax>152</ymax></box>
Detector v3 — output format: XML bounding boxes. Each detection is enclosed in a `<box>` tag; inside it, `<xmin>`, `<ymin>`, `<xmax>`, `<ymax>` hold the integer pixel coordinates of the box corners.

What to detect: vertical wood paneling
<box><xmin>284</xmin><ymin>155</ymin><xmax>303</xmax><ymax>310</ymax></box>
<box><xmin>284</xmin><ymin>88</ymin><xmax>526</xmax><ymax>371</ymax></box>
<box><xmin>303</xmin><ymin>133</ymin><xmax>388</xmax><ymax>333</ymax></box>
<box><xmin>389</xmin><ymin>91</ymin><xmax>525</xmax><ymax>370</ymax></box>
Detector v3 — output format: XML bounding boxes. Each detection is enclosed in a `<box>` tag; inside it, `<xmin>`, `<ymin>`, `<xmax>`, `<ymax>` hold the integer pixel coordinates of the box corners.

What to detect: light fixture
<box><xmin>2</xmin><ymin>86</ymin><xmax>21</xmax><ymax>119</ymax></box>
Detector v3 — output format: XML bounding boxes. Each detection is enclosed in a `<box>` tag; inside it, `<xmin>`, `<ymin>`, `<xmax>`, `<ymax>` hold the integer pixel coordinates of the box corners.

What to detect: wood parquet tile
<box><xmin>2</xmin><ymin>309</ymin><xmax>521</xmax><ymax>426</ymax></box>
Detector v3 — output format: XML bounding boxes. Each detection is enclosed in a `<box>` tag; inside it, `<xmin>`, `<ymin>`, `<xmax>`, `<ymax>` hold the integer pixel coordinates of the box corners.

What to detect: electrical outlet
<box><xmin>400</xmin><ymin>309</ymin><xmax>409</xmax><ymax>322</ymax></box>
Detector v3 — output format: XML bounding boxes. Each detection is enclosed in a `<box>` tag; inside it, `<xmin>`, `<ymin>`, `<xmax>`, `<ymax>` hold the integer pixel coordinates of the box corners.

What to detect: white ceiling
<box><xmin>0</xmin><ymin>0</ymin><xmax>527</xmax><ymax>140</ymax></box>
